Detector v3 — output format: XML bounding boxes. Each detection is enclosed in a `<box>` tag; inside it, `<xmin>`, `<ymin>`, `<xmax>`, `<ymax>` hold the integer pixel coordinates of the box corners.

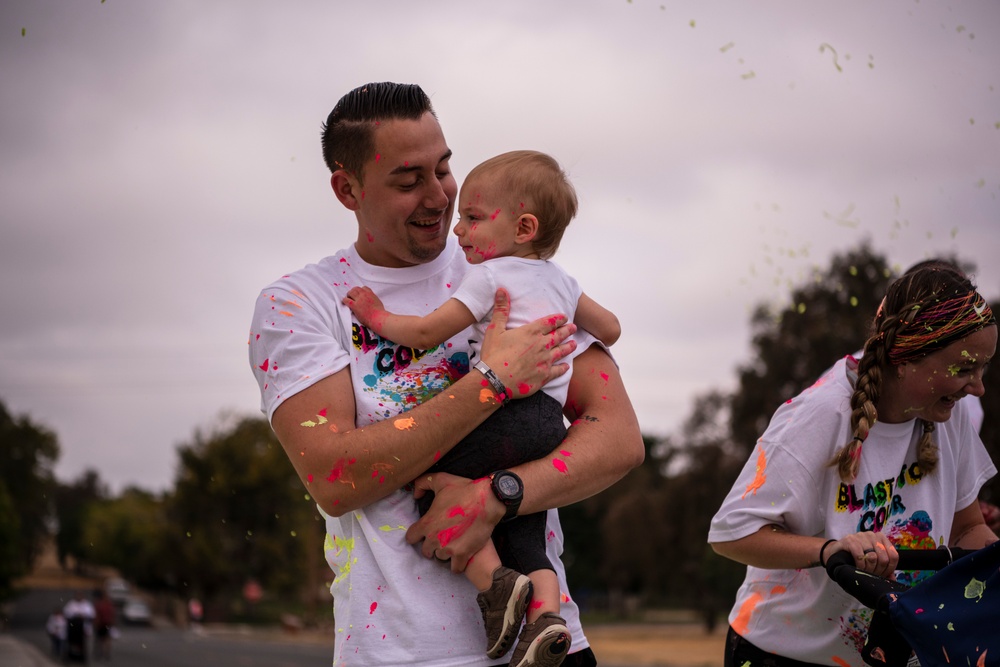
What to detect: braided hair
<box><xmin>829</xmin><ymin>262</ymin><xmax>994</xmax><ymax>482</ymax></box>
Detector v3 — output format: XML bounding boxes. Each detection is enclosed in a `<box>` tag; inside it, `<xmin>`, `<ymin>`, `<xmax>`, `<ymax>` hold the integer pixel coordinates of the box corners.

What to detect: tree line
<box><xmin>2</xmin><ymin>243</ymin><xmax>998</xmax><ymax>624</ymax></box>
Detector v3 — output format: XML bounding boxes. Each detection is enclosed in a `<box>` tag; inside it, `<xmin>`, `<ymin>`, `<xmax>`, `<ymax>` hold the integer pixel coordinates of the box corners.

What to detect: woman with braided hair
<box><xmin>708</xmin><ymin>261</ymin><xmax>997</xmax><ymax>667</ymax></box>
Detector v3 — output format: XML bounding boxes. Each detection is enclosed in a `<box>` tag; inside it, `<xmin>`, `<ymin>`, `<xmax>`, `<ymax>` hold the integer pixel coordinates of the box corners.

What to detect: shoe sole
<box><xmin>510</xmin><ymin>622</ymin><xmax>571</xmax><ymax>667</ymax></box>
<box><xmin>486</xmin><ymin>574</ymin><xmax>533</xmax><ymax>659</ymax></box>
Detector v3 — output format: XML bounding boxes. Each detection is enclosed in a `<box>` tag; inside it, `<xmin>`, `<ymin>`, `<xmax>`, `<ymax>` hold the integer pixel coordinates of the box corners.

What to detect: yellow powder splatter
<box><xmin>965</xmin><ymin>576</ymin><xmax>985</xmax><ymax>602</ymax></box>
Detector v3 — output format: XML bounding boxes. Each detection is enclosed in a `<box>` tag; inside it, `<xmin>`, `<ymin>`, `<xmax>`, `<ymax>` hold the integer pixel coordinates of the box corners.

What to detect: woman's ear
<box><xmin>331</xmin><ymin>170</ymin><xmax>363</xmax><ymax>211</ymax></box>
<box><xmin>514</xmin><ymin>213</ymin><xmax>539</xmax><ymax>245</ymax></box>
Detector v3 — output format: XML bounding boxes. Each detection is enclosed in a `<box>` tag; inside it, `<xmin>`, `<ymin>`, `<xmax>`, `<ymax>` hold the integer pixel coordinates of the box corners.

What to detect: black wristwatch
<box><xmin>489</xmin><ymin>470</ymin><xmax>523</xmax><ymax>523</ymax></box>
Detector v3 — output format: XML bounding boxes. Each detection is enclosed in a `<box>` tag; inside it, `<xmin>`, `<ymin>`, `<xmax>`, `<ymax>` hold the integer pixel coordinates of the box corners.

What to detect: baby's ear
<box><xmin>515</xmin><ymin>213</ymin><xmax>539</xmax><ymax>244</ymax></box>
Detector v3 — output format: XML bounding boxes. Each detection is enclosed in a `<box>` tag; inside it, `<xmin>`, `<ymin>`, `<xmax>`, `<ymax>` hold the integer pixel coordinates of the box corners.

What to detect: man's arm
<box><xmin>407</xmin><ymin>343</ymin><xmax>644</xmax><ymax>568</ymax></box>
<box><xmin>271</xmin><ymin>290</ymin><xmax>577</xmax><ymax>517</ymax></box>
<box><xmin>343</xmin><ymin>285</ymin><xmax>477</xmax><ymax>350</ymax></box>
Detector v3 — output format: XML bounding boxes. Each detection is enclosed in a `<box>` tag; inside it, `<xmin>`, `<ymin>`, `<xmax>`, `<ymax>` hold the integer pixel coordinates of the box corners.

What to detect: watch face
<box><xmin>496</xmin><ymin>474</ymin><xmax>521</xmax><ymax>498</ymax></box>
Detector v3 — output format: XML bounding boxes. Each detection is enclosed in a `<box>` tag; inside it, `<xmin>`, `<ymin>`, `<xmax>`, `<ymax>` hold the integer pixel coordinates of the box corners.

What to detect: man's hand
<box><xmin>405</xmin><ymin>472</ymin><xmax>505</xmax><ymax>573</ymax></box>
<box><xmin>480</xmin><ymin>289</ymin><xmax>577</xmax><ymax>399</ymax></box>
<box><xmin>343</xmin><ymin>286</ymin><xmax>387</xmax><ymax>332</ymax></box>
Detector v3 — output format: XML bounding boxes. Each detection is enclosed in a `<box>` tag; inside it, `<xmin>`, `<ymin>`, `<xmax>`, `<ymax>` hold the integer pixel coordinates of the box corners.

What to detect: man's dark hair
<box><xmin>320</xmin><ymin>82</ymin><xmax>435</xmax><ymax>182</ymax></box>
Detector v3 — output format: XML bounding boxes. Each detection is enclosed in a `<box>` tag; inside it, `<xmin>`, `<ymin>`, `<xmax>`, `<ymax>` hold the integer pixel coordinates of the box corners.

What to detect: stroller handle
<box><xmin>825</xmin><ymin>545</ymin><xmax>976</xmax><ymax>577</ymax></box>
<box><xmin>824</xmin><ymin>546</ymin><xmax>977</xmax><ymax>610</ymax></box>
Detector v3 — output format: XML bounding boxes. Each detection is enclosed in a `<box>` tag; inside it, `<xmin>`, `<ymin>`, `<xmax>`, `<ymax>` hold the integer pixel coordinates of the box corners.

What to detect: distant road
<box><xmin>7</xmin><ymin>588</ymin><xmax>335</xmax><ymax>667</ymax></box>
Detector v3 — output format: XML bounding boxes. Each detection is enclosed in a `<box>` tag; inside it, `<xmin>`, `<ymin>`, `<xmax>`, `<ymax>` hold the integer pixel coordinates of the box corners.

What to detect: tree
<box><xmin>167</xmin><ymin>415</ymin><xmax>325</xmax><ymax>618</ymax></box>
<box><xmin>0</xmin><ymin>399</ymin><xmax>60</xmax><ymax>573</ymax></box>
<box><xmin>80</xmin><ymin>487</ymin><xmax>171</xmax><ymax>590</ymax></box>
<box><xmin>0</xmin><ymin>480</ymin><xmax>22</xmax><ymax>598</ymax></box>
<box><xmin>55</xmin><ymin>469</ymin><xmax>108</xmax><ymax>571</ymax></box>
<box><xmin>729</xmin><ymin>243</ymin><xmax>893</xmax><ymax>460</ymax></box>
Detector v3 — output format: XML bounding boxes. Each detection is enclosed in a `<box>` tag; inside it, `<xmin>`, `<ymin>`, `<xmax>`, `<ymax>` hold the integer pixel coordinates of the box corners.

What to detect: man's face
<box><xmin>350</xmin><ymin>112</ymin><xmax>457</xmax><ymax>268</ymax></box>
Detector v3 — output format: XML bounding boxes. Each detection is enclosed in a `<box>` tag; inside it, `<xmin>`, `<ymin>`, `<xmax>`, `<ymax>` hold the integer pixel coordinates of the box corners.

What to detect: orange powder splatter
<box><xmin>394</xmin><ymin>416</ymin><xmax>417</xmax><ymax>430</ymax></box>
<box><xmin>731</xmin><ymin>592</ymin><xmax>762</xmax><ymax>635</ymax></box>
<box><xmin>479</xmin><ymin>388</ymin><xmax>494</xmax><ymax>404</ymax></box>
<box><xmin>741</xmin><ymin>445</ymin><xmax>768</xmax><ymax>499</ymax></box>
<box><xmin>831</xmin><ymin>657</ymin><xmax>851</xmax><ymax>667</ymax></box>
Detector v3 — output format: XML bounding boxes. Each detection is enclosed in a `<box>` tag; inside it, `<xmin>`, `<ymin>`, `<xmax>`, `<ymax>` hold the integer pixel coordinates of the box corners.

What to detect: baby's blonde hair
<box><xmin>464</xmin><ymin>150</ymin><xmax>577</xmax><ymax>260</ymax></box>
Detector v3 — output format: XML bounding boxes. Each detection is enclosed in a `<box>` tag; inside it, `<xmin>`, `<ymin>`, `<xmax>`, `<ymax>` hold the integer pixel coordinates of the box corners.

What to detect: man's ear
<box><xmin>331</xmin><ymin>170</ymin><xmax>363</xmax><ymax>211</ymax></box>
<box><xmin>514</xmin><ymin>213</ymin><xmax>539</xmax><ymax>245</ymax></box>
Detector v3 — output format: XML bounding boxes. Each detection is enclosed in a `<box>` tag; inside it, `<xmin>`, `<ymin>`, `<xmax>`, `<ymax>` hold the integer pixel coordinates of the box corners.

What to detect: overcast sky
<box><xmin>2</xmin><ymin>1</ymin><xmax>998</xmax><ymax>493</ymax></box>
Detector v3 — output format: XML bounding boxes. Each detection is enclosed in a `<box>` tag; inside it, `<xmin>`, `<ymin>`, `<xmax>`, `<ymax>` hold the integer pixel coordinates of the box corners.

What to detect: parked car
<box><xmin>121</xmin><ymin>597</ymin><xmax>152</xmax><ymax>625</ymax></box>
<box><xmin>105</xmin><ymin>577</ymin><xmax>130</xmax><ymax>606</ymax></box>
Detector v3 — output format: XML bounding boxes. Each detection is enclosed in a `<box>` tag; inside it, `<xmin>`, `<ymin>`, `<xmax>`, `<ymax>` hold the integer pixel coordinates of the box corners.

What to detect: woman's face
<box><xmin>880</xmin><ymin>324</ymin><xmax>996</xmax><ymax>423</ymax></box>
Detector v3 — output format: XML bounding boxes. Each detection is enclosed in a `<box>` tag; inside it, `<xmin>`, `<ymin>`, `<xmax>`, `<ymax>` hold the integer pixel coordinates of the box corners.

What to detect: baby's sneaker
<box><xmin>509</xmin><ymin>612</ymin><xmax>571</xmax><ymax>667</ymax></box>
<box><xmin>477</xmin><ymin>566</ymin><xmax>533</xmax><ymax>659</ymax></box>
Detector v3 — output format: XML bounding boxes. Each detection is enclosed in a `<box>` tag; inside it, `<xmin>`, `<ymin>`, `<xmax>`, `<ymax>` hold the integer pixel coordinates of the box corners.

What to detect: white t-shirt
<box><xmin>451</xmin><ymin>256</ymin><xmax>582</xmax><ymax>406</ymax></box>
<box><xmin>708</xmin><ymin>355</ymin><xmax>996</xmax><ymax>667</ymax></box>
<box><xmin>249</xmin><ymin>241</ymin><xmax>589</xmax><ymax>667</ymax></box>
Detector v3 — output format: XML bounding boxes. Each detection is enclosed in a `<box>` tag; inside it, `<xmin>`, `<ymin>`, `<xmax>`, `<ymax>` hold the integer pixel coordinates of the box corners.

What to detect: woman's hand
<box><xmin>826</xmin><ymin>531</ymin><xmax>899</xmax><ymax>579</ymax></box>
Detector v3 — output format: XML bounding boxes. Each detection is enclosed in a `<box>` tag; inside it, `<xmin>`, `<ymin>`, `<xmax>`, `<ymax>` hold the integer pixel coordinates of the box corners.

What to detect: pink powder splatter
<box><xmin>326</xmin><ymin>457</ymin><xmax>357</xmax><ymax>484</ymax></box>
<box><xmin>369</xmin><ymin>602</ymin><xmax>377</xmax><ymax>614</ymax></box>
<box><xmin>552</xmin><ymin>459</ymin><xmax>568</xmax><ymax>474</ymax></box>
<box><xmin>517</xmin><ymin>383</ymin><xmax>531</xmax><ymax>395</ymax></box>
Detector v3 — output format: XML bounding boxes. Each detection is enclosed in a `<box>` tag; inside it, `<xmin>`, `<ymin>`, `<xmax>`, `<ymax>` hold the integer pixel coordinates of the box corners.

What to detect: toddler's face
<box><xmin>453</xmin><ymin>178</ymin><xmax>520</xmax><ymax>264</ymax></box>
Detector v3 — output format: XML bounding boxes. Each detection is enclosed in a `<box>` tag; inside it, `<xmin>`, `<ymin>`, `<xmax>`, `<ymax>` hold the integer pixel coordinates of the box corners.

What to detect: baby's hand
<box><xmin>343</xmin><ymin>286</ymin><xmax>386</xmax><ymax>329</ymax></box>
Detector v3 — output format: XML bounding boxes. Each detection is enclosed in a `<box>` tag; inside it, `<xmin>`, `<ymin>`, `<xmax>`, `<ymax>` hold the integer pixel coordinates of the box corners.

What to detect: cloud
<box><xmin>1</xmin><ymin>0</ymin><xmax>998</xmax><ymax>491</ymax></box>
